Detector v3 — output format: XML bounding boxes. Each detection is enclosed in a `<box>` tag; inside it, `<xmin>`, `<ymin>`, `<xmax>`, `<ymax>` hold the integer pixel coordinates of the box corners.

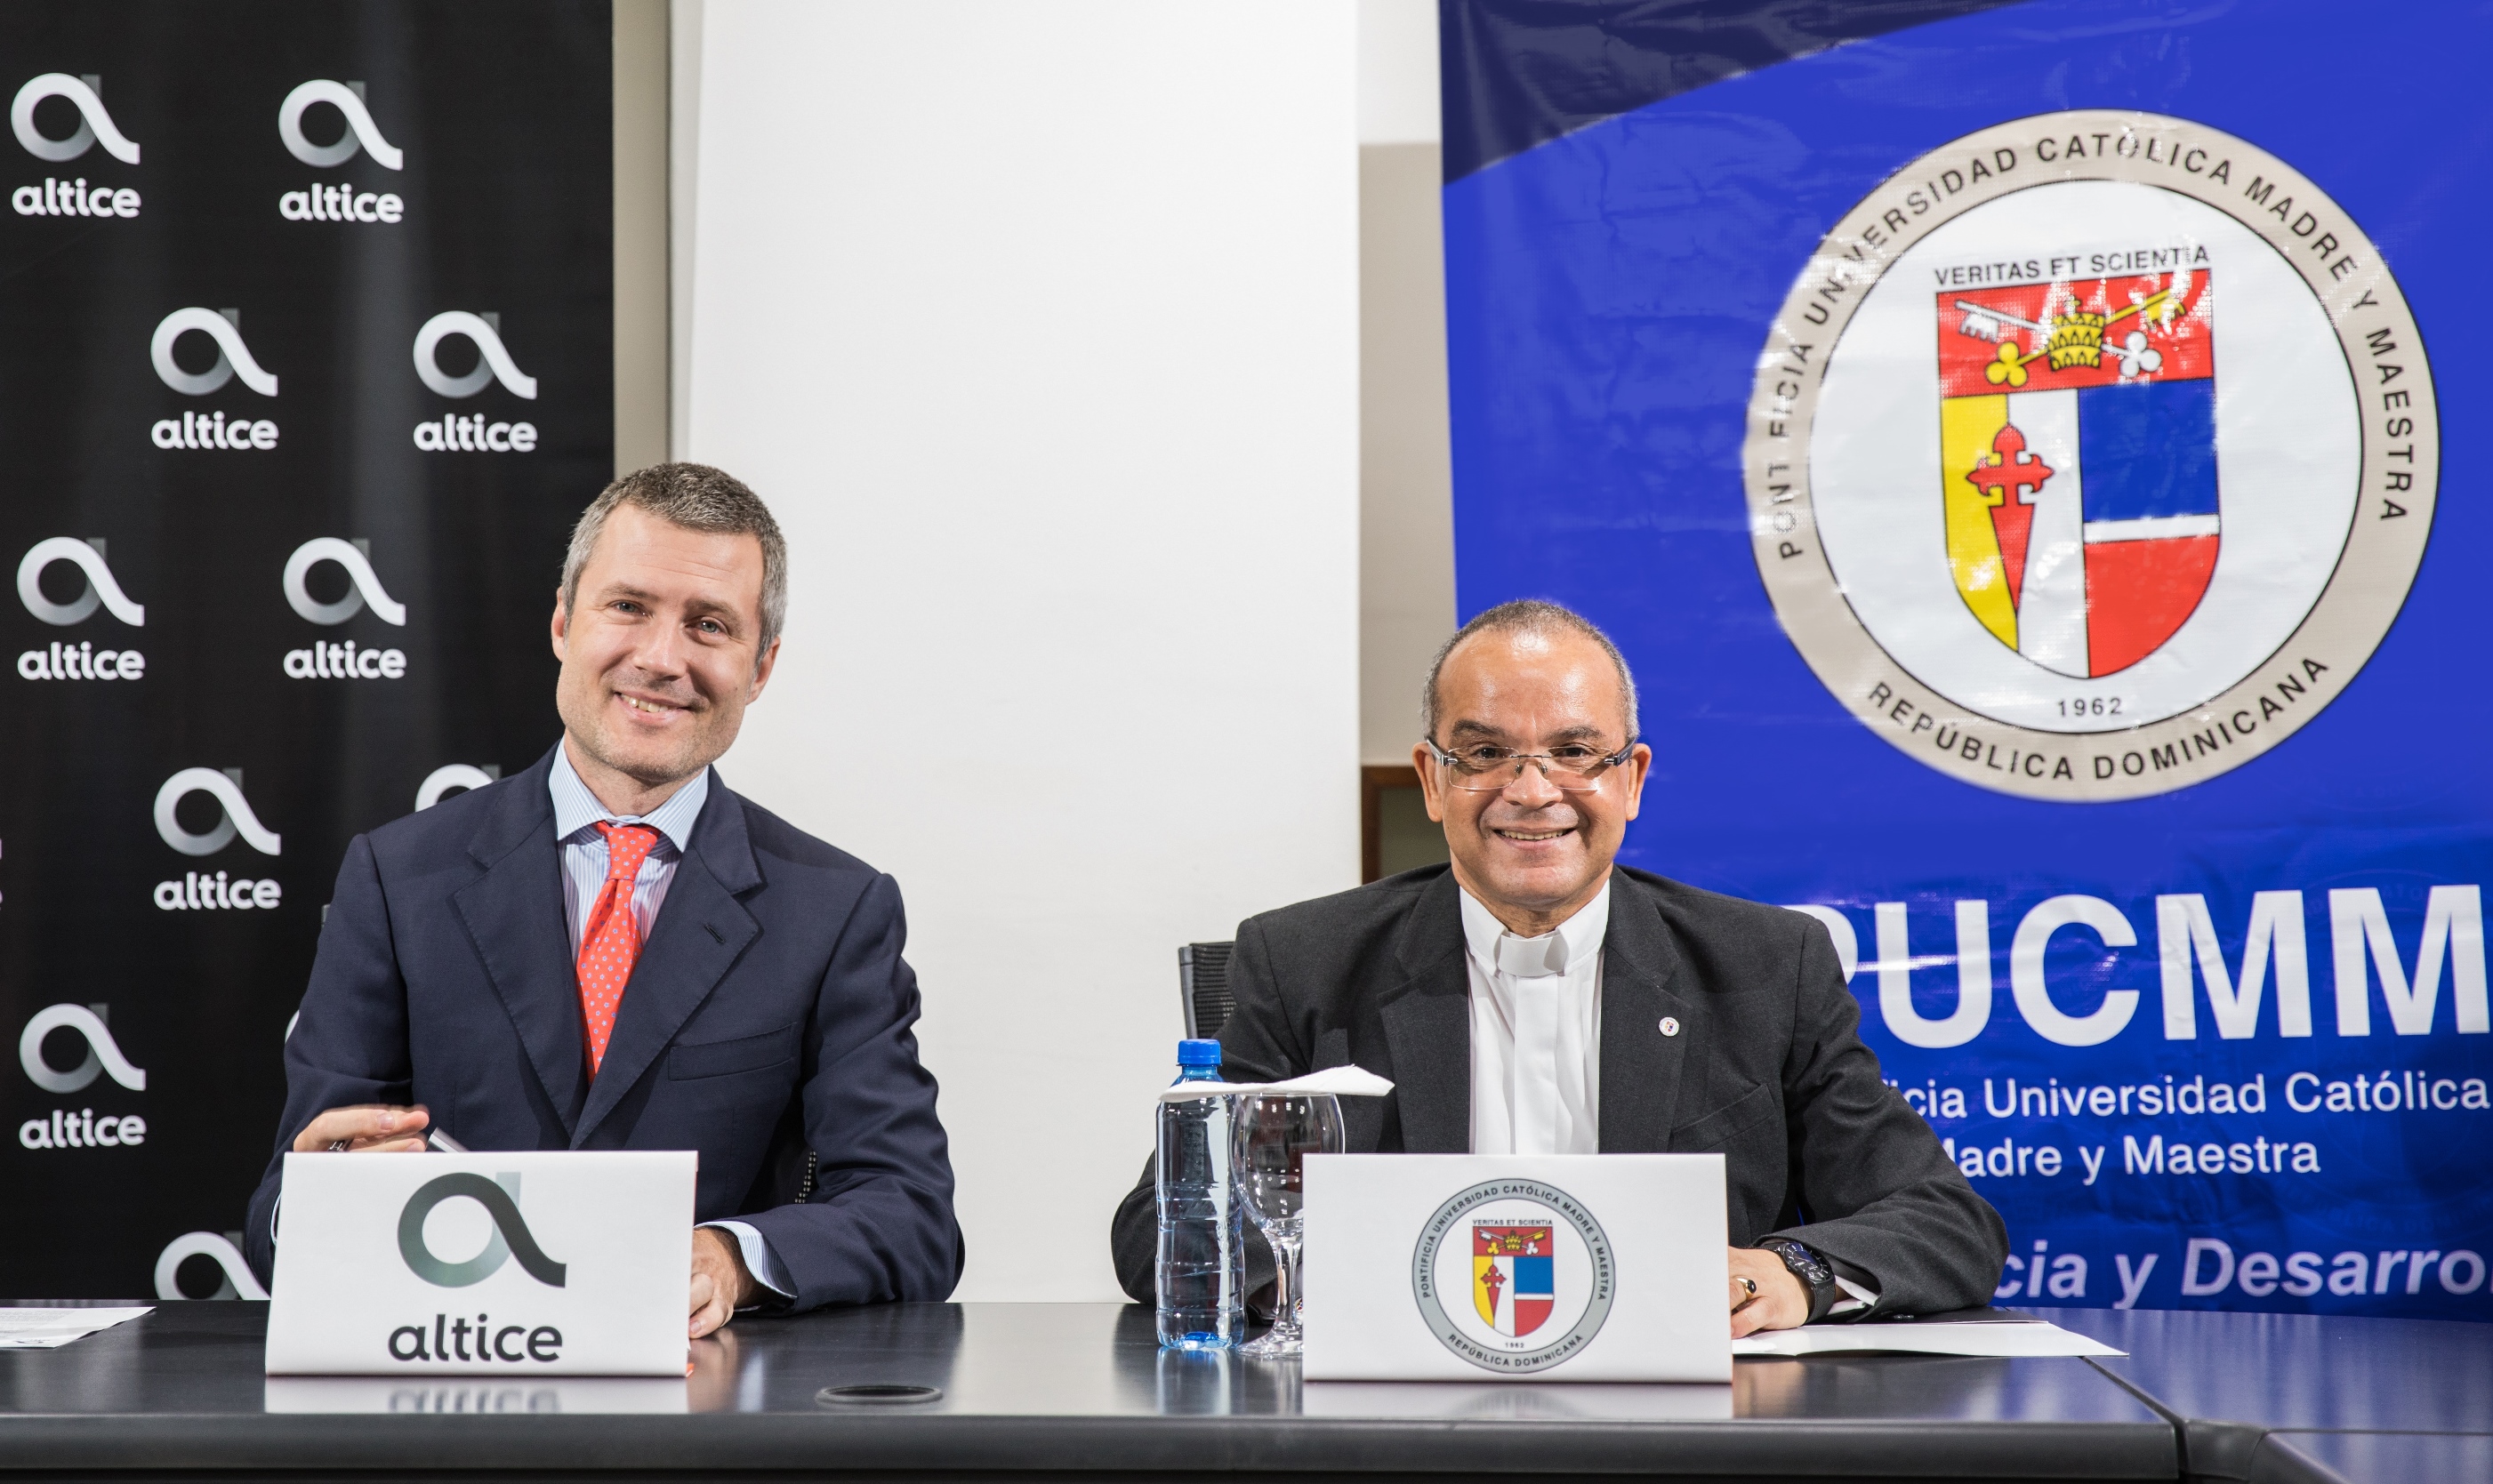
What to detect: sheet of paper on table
<box><xmin>1154</xmin><ymin>1066</ymin><xmax>1395</xmax><ymax>1102</ymax></box>
<box><xmin>1733</xmin><ymin>1320</ymin><xmax>2122</xmax><ymax>1359</ymax></box>
<box><xmin>0</xmin><ymin>1306</ymin><xmax>153</xmax><ymax>1349</ymax></box>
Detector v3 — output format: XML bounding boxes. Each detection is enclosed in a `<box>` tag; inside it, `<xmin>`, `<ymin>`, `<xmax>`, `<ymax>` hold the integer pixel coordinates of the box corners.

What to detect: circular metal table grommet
<box><xmin>816</xmin><ymin>1384</ymin><xmax>944</xmax><ymax>1406</ymax></box>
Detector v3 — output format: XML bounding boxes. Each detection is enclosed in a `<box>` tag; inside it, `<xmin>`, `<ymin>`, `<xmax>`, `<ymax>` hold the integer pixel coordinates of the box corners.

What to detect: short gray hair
<box><xmin>561</xmin><ymin>462</ymin><xmax>787</xmax><ymax>654</ymax></box>
<box><xmin>1421</xmin><ymin>599</ymin><xmax>1640</xmax><ymax>743</ymax></box>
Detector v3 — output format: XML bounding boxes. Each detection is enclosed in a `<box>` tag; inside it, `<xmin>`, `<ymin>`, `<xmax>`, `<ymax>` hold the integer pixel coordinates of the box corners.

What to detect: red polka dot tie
<box><xmin>577</xmin><ymin>822</ymin><xmax>660</xmax><ymax>1077</ymax></box>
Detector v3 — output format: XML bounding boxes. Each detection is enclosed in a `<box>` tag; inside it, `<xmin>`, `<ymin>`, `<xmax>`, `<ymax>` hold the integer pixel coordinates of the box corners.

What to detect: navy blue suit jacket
<box><xmin>244</xmin><ymin>747</ymin><xmax>962</xmax><ymax>1310</ymax></box>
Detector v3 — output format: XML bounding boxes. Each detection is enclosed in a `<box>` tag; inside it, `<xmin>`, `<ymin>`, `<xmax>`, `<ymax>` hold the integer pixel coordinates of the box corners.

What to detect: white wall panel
<box><xmin>682</xmin><ymin>1</ymin><xmax>1360</xmax><ymax>1302</ymax></box>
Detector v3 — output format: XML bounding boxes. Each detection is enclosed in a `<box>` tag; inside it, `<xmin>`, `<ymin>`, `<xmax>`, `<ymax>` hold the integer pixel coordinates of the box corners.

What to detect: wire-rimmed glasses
<box><xmin>1231</xmin><ymin>1094</ymin><xmax>1345</xmax><ymax>1359</ymax></box>
<box><xmin>1424</xmin><ymin>738</ymin><xmax>1635</xmax><ymax>792</ymax></box>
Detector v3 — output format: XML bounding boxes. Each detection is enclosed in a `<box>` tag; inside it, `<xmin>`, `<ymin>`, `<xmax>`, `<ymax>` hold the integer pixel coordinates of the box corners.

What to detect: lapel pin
<box><xmin>1659</xmin><ymin>1016</ymin><xmax>1681</xmax><ymax>1038</ymax></box>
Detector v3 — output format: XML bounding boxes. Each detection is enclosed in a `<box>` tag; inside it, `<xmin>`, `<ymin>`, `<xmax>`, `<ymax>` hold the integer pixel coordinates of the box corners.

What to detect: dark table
<box><xmin>2039</xmin><ymin>1307</ymin><xmax>2493</xmax><ymax>1483</ymax></box>
<box><xmin>4</xmin><ymin>1302</ymin><xmax>2488</xmax><ymax>1481</ymax></box>
<box><xmin>0</xmin><ymin>1301</ymin><xmax>2177</xmax><ymax>1480</ymax></box>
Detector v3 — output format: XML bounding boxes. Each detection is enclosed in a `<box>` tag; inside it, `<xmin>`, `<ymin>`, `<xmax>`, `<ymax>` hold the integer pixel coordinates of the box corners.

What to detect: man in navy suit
<box><xmin>245</xmin><ymin>463</ymin><xmax>961</xmax><ymax>1336</ymax></box>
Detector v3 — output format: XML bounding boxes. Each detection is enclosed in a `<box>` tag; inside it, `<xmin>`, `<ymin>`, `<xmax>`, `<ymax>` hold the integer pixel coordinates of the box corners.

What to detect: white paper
<box><xmin>0</xmin><ymin>1306</ymin><xmax>152</xmax><ymax>1349</ymax></box>
<box><xmin>1155</xmin><ymin>1065</ymin><xmax>1395</xmax><ymax>1102</ymax></box>
<box><xmin>1733</xmin><ymin>1320</ymin><xmax>2122</xmax><ymax>1359</ymax></box>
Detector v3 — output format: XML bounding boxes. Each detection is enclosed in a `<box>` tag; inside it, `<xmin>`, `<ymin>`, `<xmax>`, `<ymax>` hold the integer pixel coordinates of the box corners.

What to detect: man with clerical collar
<box><xmin>247</xmin><ymin>463</ymin><xmax>961</xmax><ymax>1335</ymax></box>
<box><xmin>1112</xmin><ymin>599</ymin><xmax>2005</xmax><ymax>1332</ymax></box>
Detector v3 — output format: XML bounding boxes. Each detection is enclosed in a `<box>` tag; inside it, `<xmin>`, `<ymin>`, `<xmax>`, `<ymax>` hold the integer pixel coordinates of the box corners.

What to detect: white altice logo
<box><xmin>413</xmin><ymin>311</ymin><xmax>538</xmax><ymax>453</ymax></box>
<box><xmin>20</xmin><ymin>1004</ymin><xmax>144</xmax><ymax>1094</ymax></box>
<box><xmin>1745</xmin><ymin>110</ymin><xmax>2435</xmax><ymax>801</ymax></box>
<box><xmin>152</xmin><ymin>308</ymin><xmax>276</xmax><ymax>396</ymax></box>
<box><xmin>19</xmin><ymin>1003</ymin><xmax>149</xmax><ymax>1155</ymax></box>
<box><xmin>12</xmin><ymin>74</ymin><xmax>138</xmax><ymax>163</ymax></box>
<box><xmin>283</xmin><ymin>538</ymin><xmax>408</xmax><ymax>679</ymax></box>
<box><xmin>416</xmin><ymin>764</ymin><xmax>501</xmax><ymax>811</ymax></box>
<box><xmin>18</xmin><ymin>537</ymin><xmax>146</xmax><ymax>682</ymax></box>
<box><xmin>10</xmin><ymin>74</ymin><xmax>141</xmax><ymax>221</ymax></box>
<box><xmin>157</xmin><ymin>1233</ymin><xmax>268</xmax><ymax>1301</ymax></box>
<box><xmin>277</xmin><ymin>79</ymin><xmax>404</xmax><ymax>225</ymax></box>
<box><xmin>150</xmin><ymin>308</ymin><xmax>281</xmax><ymax>453</ymax></box>
<box><xmin>1411</xmin><ymin>1180</ymin><xmax>1614</xmax><ymax>1374</ymax></box>
<box><xmin>154</xmin><ymin>769</ymin><xmax>283</xmax><ymax>912</ymax></box>
<box><xmin>155</xmin><ymin>768</ymin><xmax>280</xmax><ymax>857</ymax></box>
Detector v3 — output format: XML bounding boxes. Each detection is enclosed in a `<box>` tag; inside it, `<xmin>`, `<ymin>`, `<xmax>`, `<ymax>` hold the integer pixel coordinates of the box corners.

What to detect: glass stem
<box><xmin>1273</xmin><ymin>1232</ymin><xmax>1303</xmax><ymax>1336</ymax></box>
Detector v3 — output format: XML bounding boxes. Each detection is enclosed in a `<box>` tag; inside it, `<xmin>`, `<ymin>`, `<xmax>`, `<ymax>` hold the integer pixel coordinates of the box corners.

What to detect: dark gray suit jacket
<box><xmin>1112</xmin><ymin>865</ymin><xmax>2005</xmax><ymax>1316</ymax></box>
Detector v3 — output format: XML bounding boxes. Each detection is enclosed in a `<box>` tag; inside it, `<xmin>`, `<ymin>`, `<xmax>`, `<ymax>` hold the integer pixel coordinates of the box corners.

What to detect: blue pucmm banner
<box><xmin>1441</xmin><ymin>0</ymin><xmax>2487</xmax><ymax>1317</ymax></box>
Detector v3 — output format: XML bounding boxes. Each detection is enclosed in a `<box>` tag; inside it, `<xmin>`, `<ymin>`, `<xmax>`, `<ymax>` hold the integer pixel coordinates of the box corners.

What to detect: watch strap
<box><xmin>1758</xmin><ymin>1238</ymin><xmax>1840</xmax><ymax>1323</ymax></box>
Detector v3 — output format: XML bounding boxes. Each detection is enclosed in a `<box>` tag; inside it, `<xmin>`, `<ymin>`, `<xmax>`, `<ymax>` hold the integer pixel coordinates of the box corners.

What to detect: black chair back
<box><xmin>1178</xmin><ymin>941</ymin><xmax>1235</xmax><ymax>1041</ymax></box>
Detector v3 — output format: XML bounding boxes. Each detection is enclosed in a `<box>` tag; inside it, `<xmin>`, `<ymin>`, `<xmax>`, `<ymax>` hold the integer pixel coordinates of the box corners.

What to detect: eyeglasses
<box><xmin>1424</xmin><ymin>737</ymin><xmax>1636</xmax><ymax>792</ymax></box>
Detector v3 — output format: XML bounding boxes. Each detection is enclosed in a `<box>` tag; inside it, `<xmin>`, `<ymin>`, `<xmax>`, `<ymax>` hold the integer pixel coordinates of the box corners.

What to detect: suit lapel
<box><xmin>1598</xmin><ymin>874</ymin><xmax>1693</xmax><ymax>1152</ymax></box>
<box><xmin>1377</xmin><ymin>872</ymin><xmax>1471</xmax><ymax>1152</ymax></box>
<box><xmin>451</xmin><ymin>750</ymin><xmax>587</xmax><ymax>1135</ymax></box>
<box><xmin>572</xmin><ymin>778</ymin><xmax>763</xmax><ymax>1145</ymax></box>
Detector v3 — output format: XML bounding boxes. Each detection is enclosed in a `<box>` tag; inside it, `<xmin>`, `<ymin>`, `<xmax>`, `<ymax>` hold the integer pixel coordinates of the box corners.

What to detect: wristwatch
<box><xmin>1755</xmin><ymin>1238</ymin><xmax>1841</xmax><ymax>1323</ymax></box>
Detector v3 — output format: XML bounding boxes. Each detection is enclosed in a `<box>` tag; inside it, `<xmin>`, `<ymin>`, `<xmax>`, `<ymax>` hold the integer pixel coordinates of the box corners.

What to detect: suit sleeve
<box><xmin>1762</xmin><ymin>918</ymin><xmax>2009</xmax><ymax>1315</ymax></box>
<box><xmin>1109</xmin><ymin>917</ymin><xmax>1291</xmax><ymax>1304</ymax></box>
<box><xmin>737</xmin><ymin>872</ymin><xmax>964</xmax><ymax>1309</ymax></box>
<box><xmin>243</xmin><ymin>832</ymin><xmax>412</xmax><ymax>1284</ymax></box>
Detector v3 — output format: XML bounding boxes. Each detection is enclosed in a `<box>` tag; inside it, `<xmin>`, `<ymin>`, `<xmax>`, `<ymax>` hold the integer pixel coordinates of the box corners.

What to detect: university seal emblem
<box><xmin>1745</xmin><ymin>110</ymin><xmax>2436</xmax><ymax>800</ymax></box>
<box><xmin>1411</xmin><ymin>1180</ymin><xmax>1612</xmax><ymax>1373</ymax></box>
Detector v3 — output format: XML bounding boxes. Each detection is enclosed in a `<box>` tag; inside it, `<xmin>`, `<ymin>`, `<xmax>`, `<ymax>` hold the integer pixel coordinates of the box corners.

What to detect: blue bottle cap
<box><xmin>1177</xmin><ymin>1039</ymin><xmax>1222</xmax><ymax>1068</ymax></box>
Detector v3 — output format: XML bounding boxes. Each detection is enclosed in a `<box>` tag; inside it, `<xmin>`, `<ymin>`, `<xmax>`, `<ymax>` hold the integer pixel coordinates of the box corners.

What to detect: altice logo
<box><xmin>152</xmin><ymin>308</ymin><xmax>277</xmax><ymax>397</ymax></box>
<box><xmin>398</xmin><ymin>1174</ymin><xmax>567</xmax><ymax>1288</ymax></box>
<box><xmin>150</xmin><ymin>308</ymin><xmax>280</xmax><ymax>453</ymax></box>
<box><xmin>17</xmin><ymin>536</ymin><xmax>147</xmax><ymax>683</ymax></box>
<box><xmin>10</xmin><ymin>73</ymin><xmax>142</xmax><ymax>221</ymax></box>
<box><xmin>154</xmin><ymin>769</ymin><xmax>282</xmax><ymax>911</ymax></box>
<box><xmin>388</xmin><ymin>1175</ymin><xmax>569</xmax><ymax>1362</ymax></box>
<box><xmin>155</xmin><ymin>767</ymin><xmax>280</xmax><ymax>857</ymax></box>
<box><xmin>277</xmin><ymin>79</ymin><xmax>405</xmax><ymax>225</ymax></box>
<box><xmin>416</xmin><ymin>764</ymin><xmax>501</xmax><ymax>811</ymax></box>
<box><xmin>11</xmin><ymin>74</ymin><xmax>139</xmax><ymax>163</ymax></box>
<box><xmin>18</xmin><ymin>1003</ymin><xmax>149</xmax><ymax>1155</ymax></box>
<box><xmin>283</xmin><ymin>538</ymin><xmax>408</xmax><ymax>679</ymax></box>
<box><xmin>20</xmin><ymin>1003</ymin><xmax>145</xmax><ymax>1095</ymax></box>
<box><xmin>413</xmin><ymin>312</ymin><xmax>538</xmax><ymax>453</ymax></box>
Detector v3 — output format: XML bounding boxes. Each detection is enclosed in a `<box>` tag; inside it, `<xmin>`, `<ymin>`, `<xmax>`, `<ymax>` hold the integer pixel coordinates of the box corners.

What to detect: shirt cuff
<box><xmin>1829</xmin><ymin>1274</ymin><xmax>1879</xmax><ymax>1317</ymax></box>
<box><xmin>700</xmin><ymin>1220</ymin><xmax>794</xmax><ymax>1301</ymax></box>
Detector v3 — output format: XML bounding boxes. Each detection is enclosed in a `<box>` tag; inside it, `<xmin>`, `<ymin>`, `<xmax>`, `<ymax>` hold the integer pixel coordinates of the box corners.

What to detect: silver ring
<box><xmin>326</xmin><ymin>1139</ymin><xmax>350</xmax><ymax>1152</ymax></box>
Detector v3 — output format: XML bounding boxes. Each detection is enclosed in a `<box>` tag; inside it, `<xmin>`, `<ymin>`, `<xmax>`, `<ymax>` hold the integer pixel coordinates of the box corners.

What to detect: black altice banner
<box><xmin>0</xmin><ymin>2</ymin><xmax>613</xmax><ymax>1298</ymax></box>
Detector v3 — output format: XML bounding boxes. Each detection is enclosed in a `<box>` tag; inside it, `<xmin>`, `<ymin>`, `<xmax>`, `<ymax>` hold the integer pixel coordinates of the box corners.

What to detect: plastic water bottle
<box><xmin>1155</xmin><ymin>1039</ymin><xmax>1241</xmax><ymax>1349</ymax></box>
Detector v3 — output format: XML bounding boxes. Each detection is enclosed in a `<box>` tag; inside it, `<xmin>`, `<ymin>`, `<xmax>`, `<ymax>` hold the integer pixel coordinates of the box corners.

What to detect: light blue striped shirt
<box><xmin>549</xmin><ymin>745</ymin><xmax>792</xmax><ymax>1301</ymax></box>
<box><xmin>548</xmin><ymin>743</ymin><xmax>710</xmax><ymax>956</ymax></box>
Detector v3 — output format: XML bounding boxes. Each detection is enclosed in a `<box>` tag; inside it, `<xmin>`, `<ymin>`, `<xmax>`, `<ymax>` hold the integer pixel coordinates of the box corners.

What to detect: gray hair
<box><xmin>561</xmin><ymin>462</ymin><xmax>788</xmax><ymax>655</ymax></box>
<box><xmin>1421</xmin><ymin>599</ymin><xmax>1641</xmax><ymax>744</ymax></box>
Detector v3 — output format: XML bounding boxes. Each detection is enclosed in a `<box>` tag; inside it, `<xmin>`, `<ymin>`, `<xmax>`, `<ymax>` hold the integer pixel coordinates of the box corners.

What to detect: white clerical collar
<box><xmin>1458</xmin><ymin>876</ymin><xmax>1612</xmax><ymax>980</ymax></box>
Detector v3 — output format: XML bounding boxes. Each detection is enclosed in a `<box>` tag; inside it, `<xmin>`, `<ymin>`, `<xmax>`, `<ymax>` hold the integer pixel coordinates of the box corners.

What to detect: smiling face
<box><xmin>1413</xmin><ymin>626</ymin><xmax>1650</xmax><ymax>935</ymax></box>
<box><xmin>551</xmin><ymin>503</ymin><xmax>779</xmax><ymax>812</ymax></box>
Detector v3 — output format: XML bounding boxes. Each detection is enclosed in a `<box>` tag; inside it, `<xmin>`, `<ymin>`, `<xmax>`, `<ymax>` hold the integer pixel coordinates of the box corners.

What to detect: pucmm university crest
<box><xmin>1746</xmin><ymin>110</ymin><xmax>2437</xmax><ymax>801</ymax></box>
<box><xmin>1411</xmin><ymin>1180</ymin><xmax>1613</xmax><ymax>1373</ymax></box>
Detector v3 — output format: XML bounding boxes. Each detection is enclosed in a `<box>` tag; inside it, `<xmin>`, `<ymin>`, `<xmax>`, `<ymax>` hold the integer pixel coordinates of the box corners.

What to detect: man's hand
<box><xmin>689</xmin><ymin>1226</ymin><xmax>758</xmax><ymax>1339</ymax></box>
<box><xmin>1727</xmin><ymin>1246</ymin><xmax>1809</xmax><ymax>1337</ymax></box>
<box><xmin>293</xmin><ymin>1104</ymin><xmax>430</xmax><ymax>1154</ymax></box>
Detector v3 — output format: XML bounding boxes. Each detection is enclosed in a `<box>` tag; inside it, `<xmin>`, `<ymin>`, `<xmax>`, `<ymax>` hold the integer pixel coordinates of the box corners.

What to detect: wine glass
<box><xmin>1231</xmin><ymin>1094</ymin><xmax>1344</xmax><ymax>1358</ymax></box>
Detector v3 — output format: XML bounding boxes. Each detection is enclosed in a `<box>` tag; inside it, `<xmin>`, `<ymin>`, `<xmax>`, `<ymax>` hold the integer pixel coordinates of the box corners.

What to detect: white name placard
<box><xmin>1302</xmin><ymin>1154</ymin><xmax>1731</xmax><ymax>1383</ymax></box>
<box><xmin>265</xmin><ymin>1151</ymin><xmax>695</xmax><ymax>1376</ymax></box>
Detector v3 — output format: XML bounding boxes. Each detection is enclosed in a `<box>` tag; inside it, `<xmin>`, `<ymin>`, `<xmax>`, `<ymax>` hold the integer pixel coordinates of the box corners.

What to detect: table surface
<box><xmin>2249</xmin><ymin>1431</ymin><xmax>2493</xmax><ymax>1484</ymax></box>
<box><xmin>2034</xmin><ymin>1307</ymin><xmax>2493</xmax><ymax>1481</ymax></box>
<box><xmin>0</xmin><ymin>1301</ymin><xmax>2181</xmax><ymax>1479</ymax></box>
